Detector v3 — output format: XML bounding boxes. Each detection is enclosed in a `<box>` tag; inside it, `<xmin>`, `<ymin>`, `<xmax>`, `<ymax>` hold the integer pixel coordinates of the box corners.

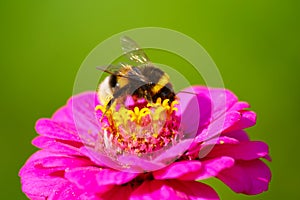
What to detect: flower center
<box><xmin>95</xmin><ymin>97</ymin><xmax>182</xmax><ymax>156</ymax></box>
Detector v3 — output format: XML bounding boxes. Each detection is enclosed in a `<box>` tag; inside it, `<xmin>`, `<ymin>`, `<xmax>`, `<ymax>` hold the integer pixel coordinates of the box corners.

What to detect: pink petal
<box><xmin>36</xmin><ymin>155</ymin><xmax>93</xmax><ymax>169</ymax></box>
<box><xmin>224</xmin><ymin>110</ymin><xmax>256</xmax><ymax>133</ymax></box>
<box><xmin>47</xmin><ymin>181</ymin><xmax>85</xmax><ymax>200</ymax></box>
<box><xmin>71</xmin><ymin>92</ymin><xmax>101</xmax><ymax>139</ymax></box>
<box><xmin>194</xmin><ymin>111</ymin><xmax>242</xmax><ymax>143</ymax></box>
<box><xmin>118</xmin><ymin>154</ymin><xmax>165</xmax><ymax>172</ymax></box>
<box><xmin>80</xmin><ymin>147</ymin><xmax>124</xmax><ymax>169</ymax></box>
<box><xmin>35</xmin><ymin>119</ymin><xmax>82</xmax><ymax>142</ymax></box>
<box><xmin>20</xmin><ymin>150</ymin><xmax>100</xmax><ymax>199</ymax></box>
<box><xmin>19</xmin><ymin>150</ymin><xmax>94</xmax><ymax>178</ymax></box>
<box><xmin>32</xmin><ymin>136</ymin><xmax>83</xmax><ymax>156</ymax></box>
<box><xmin>188</xmin><ymin>86</ymin><xmax>238</xmax><ymax>117</ymax></box>
<box><xmin>96</xmin><ymin>168</ymin><xmax>138</xmax><ymax>185</ymax></box>
<box><xmin>178</xmin><ymin>88</ymin><xmax>210</xmax><ymax>133</ymax></box>
<box><xmin>154</xmin><ymin>139</ymin><xmax>194</xmax><ymax>164</ymax></box>
<box><xmin>52</xmin><ymin>92</ymin><xmax>97</xmax><ymax>124</ymax></box>
<box><xmin>182</xmin><ymin>87</ymin><xmax>255</xmax><ymax>143</ymax></box>
<box><xmin>153</xmin><ymin>160</ymin><xmax>202</xmax><ymax>180</ymax></box>
<box><xmin>130</xmin><ymin>180</ymin><xmax>219</xmax><ymax>200</ymax></box>
<box><xmin>20</xmin><ymin>160</ymin><xmax>65</xmax><ymax>180</ymax></box>
<box><xmin>222</xmin><ymin>130</ymin><xmax>250</xmax><ymax>142</ymax></box>
<box><xmin>100</xmin><ymin>184</ymin><xmax>134</xmax><ymax>200</ymax></box>
<box><xmin>21</xmin><ymin>175</ymin><xmax>67</xmax><ymax>199</ymax></box>
<box><xmin>178</xmin><ymin>86</ymin><xmax>241</xmax><ymax>138</ymax></box>
<box><xmin>228</xmin><ymin>101</ymin><xmax>250</xmax><ymax>112</ymax></box>
<box><xmin>178</xmin><ymin>94</ymin><xmax>202</xmax><ymax>138</ymax></box>
<box><xmin>217</xmin><ymin>159</ymin><xmax>271</xmax><ymax>195</ymax></box>
<box><xmin>153</xmin><ymin>157</ymin><xmax>234</xmax><ymax>181</ymax></box>
<box><xmin>52</xmin><ymin>103</ymin><xmax>74</xmax><ymax>124</ymax></box>
<box><xmin>207</xmin><ymin>141</ymin><xmax>269</xmax><ymax>161</ymax></box>
<box><xmin>205</xmin><ymin>136</ymin><xmax>239</xmax><ymax>145</ymax></box>
<box><xmin>169</xmin><ymin>180</ymin><xmax>220</xmax><ymax>200</ymax></box>
<box><xmin>182</xmin><ymin>156</ymin><xmax>234</xmax><ymax>181</ymax></box>
<box><xmin>19</xmin><ymin>151</ymin><xmax>67</xmax><ymax>178</ymax></box>
<box><xmin>187</xmin><ymin>136</ymin><xmax>239</xmax><ymax>158</ymax></box>
<box><xmin>78</xmin><ymin>193</ymin><xmax>102</xmax><ymax>200</ymax></box>
<box><xmin>20</xmin><ymin>153</ymin><xmax>73</xmax><ymax>198</ymax></box>
<box><xmin>51</xmin><ymin>92</ymin><xmax>101</xmax><ymax>144</ymax></box>
<box><xmin>65</xmin><ymin>166</ymin><xmax>113</xmax><ymax>194</ymax></box>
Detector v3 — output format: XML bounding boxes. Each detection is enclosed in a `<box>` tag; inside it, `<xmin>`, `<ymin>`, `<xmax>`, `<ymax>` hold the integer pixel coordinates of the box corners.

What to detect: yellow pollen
<box><xmin>220</xmin><ymin>140</ymin><xmax>225</xmax><ymax>144</ymax></box>
<box><xmin>155</xmin><ymin>98</ymin><xmax>162</xmax><ymax>105</ymax></box>
<box><xmin>128</xmin><ymin>106</ymin><xmax>150</xmax><ymax>124</ymax></box>
<box><xmin>170</xmin><ymin>100</ymin><xmax>179</xmax><ymax>112</ymax></box>
<box><xmin>162</xmin><ymin>99</ymin><xmax>179</xmax><ymax>114</ymax></box>
<box><xmin>113</xmin><ymin>107</ymin><xmax>130</xmax><ymax>127</ymax></box>
<box><xmin>95</xmin><ymin>105</ymin><xmax>106</xmax><ymax>112</ymax></box>
<box><xmin>162</xmin><ymin>99</ymin><xmax>170</xmax><ymax>108</ymax></box>
<box><xmin>153</xmin><ymin>106</ymin><xmax>166</xmax><ymax>120</ymax></box>
<box><xmin>147</xmin><ymin>98</ymin><xmax>163</xmax><ymax>107</ymax></box>
<box><xmin>132</xmin><ymin>133</ymin><xmax>137</xmax><ymax>141</ymax></box>
<box><xmin>95</xmin><ymin>96</ymin><xmax>181</xmax><ymax>155</ymax></box>
<box><xmin>146</xmin><ymin>98</ymin><xmax>179</xmax><ymax>116</ymax></box>
<box><xmin>152</xmin><ymin>133</ymin><xmax>158</xmax><ymax>138</ymax></box>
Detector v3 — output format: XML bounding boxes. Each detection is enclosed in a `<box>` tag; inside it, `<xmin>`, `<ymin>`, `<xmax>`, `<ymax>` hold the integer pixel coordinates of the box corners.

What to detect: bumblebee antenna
<box><xmin>177</xmin><ymin>90</ymin><xmax>197</xmax><ymax>95</ymax></box>
<box><xmin>96</xmin><ymin>66</ymin><xmax>129</xmax><ymax>78</ymax></box>
<box><xmin>96</xmin><ymin>66</ymin><xmax>115</xmax><ymax>75</ymax></box>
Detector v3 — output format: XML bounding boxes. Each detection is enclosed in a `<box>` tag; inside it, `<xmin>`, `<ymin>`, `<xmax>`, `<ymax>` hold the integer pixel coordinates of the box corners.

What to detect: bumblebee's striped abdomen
<box><xmin>152</xmin><ymin>83</ymin><xmax>176</xmax><ymax>103</ymax></box>
<box><xmin>151</xmin><ymin>73</ymin><xmax>170</xmax><ymax>94</ymax></box>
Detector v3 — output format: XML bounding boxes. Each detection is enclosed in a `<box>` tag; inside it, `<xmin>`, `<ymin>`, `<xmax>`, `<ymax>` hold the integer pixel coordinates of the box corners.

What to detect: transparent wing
<box><xmin>96</xmin><ymin>65</ymin><xmax>148</xmax><ymax>83</ymax></box>
<box><xmin>126</xmin><ymin>66</ymin><xmax>148</xmax><ymax>83</ymax></box>
<box><xmin>120</xmin><ymin>36</ymin><xmax>150</xmax><ymax>64</ymax></box>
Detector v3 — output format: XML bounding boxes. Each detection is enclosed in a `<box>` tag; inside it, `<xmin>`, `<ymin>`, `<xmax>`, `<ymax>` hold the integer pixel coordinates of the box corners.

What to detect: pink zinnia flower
<box><xmin>19</xmin><ymin>86</ymin><xmax>271</xmax><ymax>199</ymax></box>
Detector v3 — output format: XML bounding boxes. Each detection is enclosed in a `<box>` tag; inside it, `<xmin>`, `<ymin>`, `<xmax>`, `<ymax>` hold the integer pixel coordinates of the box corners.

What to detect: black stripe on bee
<box><xmin>109</xmin><ymin>75</ymin><xmax>117</xmax><ymax>87</ymax></box>
<box><xmin>140</xmin><ymin>66</ymin><xmax>165</xmax><ymax>83</ymax></box>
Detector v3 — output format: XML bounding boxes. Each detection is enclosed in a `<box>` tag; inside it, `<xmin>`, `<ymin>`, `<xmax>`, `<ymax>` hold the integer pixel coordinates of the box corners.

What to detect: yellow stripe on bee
<box><xmin>117</xmin><ymin>77</ymin><xmax>129</xmax><ymax>88</ymax></box>
<box><xmin>151</xmin><ymin>73</ymin><xmax>169</xmax><ymax>94</ymax></box>
<box><xmin>117</xmin><ymin>65</ymin><xmax>131</xmax><ymax>88</ymax></box>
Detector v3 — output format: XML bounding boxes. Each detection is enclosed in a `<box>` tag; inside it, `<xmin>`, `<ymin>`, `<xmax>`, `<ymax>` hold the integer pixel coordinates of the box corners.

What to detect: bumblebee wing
<box><xmin>127</xmin><ymin>66</ymin><xmax>148</xmax><ymax>83</ymax></box>
<box><xmin>120</xmin><ymin>36</ymin><xmax>150</xmax><ymax>64</ymax></box>
<box><xmin>96</xmin><ymin>65</ymin><xmax>148</xmax><ymax>83</ymax></box>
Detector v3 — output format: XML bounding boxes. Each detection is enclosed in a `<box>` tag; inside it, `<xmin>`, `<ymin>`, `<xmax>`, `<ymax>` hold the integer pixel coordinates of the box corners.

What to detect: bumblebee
<box><xmin>97</xmin><ymin>36</ymin><xmax>176</xmax><ymax>109</ymax></box>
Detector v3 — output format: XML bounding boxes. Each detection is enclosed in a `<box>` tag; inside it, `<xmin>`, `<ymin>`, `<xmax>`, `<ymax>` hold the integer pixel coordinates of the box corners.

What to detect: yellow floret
<box><xmin>128</xmin><ymin>107</ymin><xmax>150</xmax><ymax>124</ymax></box>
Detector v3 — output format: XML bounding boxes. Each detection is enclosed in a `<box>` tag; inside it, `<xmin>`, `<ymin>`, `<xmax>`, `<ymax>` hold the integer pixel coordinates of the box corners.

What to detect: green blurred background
<box><xmin>1</xmin><ymin>0</ymin><xmax>299</xmax><ymax>199</ymax></box>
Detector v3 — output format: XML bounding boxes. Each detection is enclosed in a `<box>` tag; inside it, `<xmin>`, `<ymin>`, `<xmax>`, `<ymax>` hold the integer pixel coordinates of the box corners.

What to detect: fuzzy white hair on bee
<box><xmin>97</xmin><ymin>76</ymin><xmax>114</xmax><ymax>106</ymax></box>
